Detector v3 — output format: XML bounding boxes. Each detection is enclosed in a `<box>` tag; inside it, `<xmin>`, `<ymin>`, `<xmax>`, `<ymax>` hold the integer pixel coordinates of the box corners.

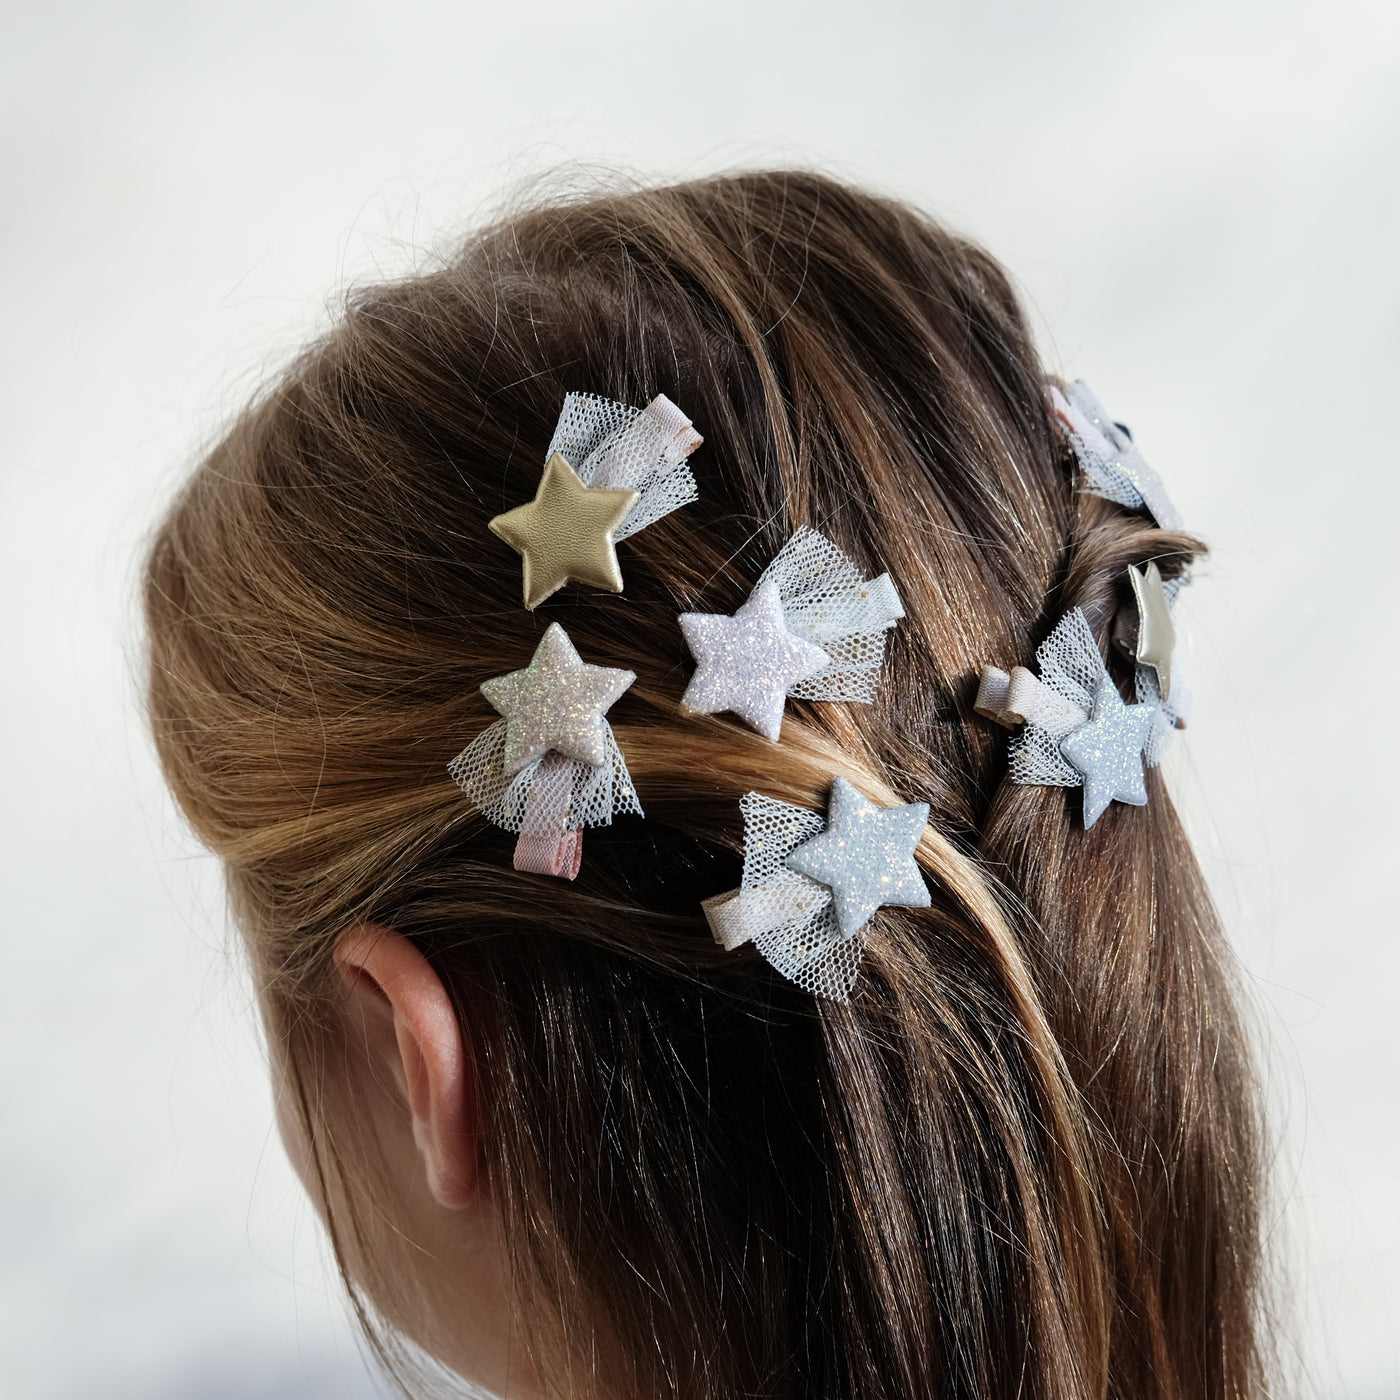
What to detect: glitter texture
<box><xmin>988</xmin><ymin>606</ymin><xmax>1162</xmax><ymax>824</ymax></box>
<box><xmin>679</xmin><ymin>580</ymin><xmax>831</xmax><ymax>741</ymax></box>
<box><xmin>448</xmin><ymin>624</ymin><xmax>641</xmax><ymax>879</ymax></box>
<box><xmin>1059</xmin><ymin>674</ymin><xmax>1154</xmax><ymax>828</ymax></box>
<box><xmin>784</xmin><ymin>776</ymin><xmax>931</xmax><ymax>938</ymax></box>
<box><xmin>700</xmin><ymin>781</ymin><xmax>931</xmax><ymax>1002</ymax></box>
<box><xmin>480</xmin><ymin>622</ymin><xmax>635</xmax><ymax>775</ymax></box>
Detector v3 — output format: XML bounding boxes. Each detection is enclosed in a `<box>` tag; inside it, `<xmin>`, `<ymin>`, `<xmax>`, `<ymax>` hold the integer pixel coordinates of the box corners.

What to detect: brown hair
<box><xmin>144</xmin><ymin>170</ymin><xmax>1266</xmax><ymax>1398</ymax></box>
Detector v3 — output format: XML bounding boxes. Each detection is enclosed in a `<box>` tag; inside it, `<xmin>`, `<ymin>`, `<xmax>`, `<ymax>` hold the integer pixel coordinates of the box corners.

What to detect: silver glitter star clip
<box><xmin>448</xmin><ymin>623</ymin><xmax>641</xmax><ymax>879</ymax></box>
<box><xmin>679</xmin><ymin>527</ymin><xmax>905</xmax><ymax>742</ymax></box>
<box><xmin>701</xmin><ymin>776</ymin><xmax>930</xmax><ymax>1002</ymax></box>
<box><xmin>974</xmin><ymin>607</ymin><xmax>1159</xmax><ymax>829</ymax></box>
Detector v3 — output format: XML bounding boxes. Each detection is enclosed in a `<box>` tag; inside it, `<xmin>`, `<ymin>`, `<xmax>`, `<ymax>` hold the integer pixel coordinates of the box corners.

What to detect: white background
<box><xmin>3</xmin><ymin>2</ymin><xmax>1397</xmax><ymax>1396</ymax></box>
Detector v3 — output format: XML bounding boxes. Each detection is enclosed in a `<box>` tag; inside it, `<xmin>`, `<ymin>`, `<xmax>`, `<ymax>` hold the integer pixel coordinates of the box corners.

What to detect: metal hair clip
<box><xmin>976</xmin><ymin>608</ymin><xmax>1161</xmax><ymax>828</ymax></box>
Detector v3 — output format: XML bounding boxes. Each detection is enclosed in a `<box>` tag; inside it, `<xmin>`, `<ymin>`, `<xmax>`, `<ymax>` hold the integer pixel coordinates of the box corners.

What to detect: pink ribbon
<box><xmin>643</xmin><ymin>393</ymin><xmax>704</xmax><ymax>459</ymax></box>
<box><xmin>511</xmin><ymin>752</ymin><xmax>583</xmax><ymax>881</ymax></box>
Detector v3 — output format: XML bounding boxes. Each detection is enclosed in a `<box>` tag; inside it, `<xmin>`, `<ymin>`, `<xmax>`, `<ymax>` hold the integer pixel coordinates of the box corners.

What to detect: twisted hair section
<box><xmin>144</xmin><ymin>171</ymin><xmax>1264</xmax><ymax>1398</ymax></box>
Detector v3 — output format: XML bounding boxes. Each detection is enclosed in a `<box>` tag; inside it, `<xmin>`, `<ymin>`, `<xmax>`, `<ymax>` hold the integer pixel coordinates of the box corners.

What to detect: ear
<box><xmin>333</xmin><ymin>925</ymin><xmax>479</xmax><ymax>1208</ymax></box>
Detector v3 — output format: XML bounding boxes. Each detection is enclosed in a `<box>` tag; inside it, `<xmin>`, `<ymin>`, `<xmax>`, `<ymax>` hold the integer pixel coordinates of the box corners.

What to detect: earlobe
<box><xmin>333</xmin><ymin>925</ymin><xmax>480</xmax><ymax>1208</ymax></box>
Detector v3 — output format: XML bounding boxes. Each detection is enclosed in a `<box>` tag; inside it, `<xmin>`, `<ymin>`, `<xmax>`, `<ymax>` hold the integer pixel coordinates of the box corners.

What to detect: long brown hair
<box><xmin>143</xmin><ymin>170</ymin><xmax>1266</xmax><ymax>1398</ymax></box>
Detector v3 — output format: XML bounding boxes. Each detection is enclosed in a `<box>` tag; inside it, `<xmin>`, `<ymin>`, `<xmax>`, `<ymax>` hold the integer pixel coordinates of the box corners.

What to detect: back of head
<box><xmin>144</xmin><ymin>171</ymin><xmax>1264</xmax><ymax>1399</ymax></box>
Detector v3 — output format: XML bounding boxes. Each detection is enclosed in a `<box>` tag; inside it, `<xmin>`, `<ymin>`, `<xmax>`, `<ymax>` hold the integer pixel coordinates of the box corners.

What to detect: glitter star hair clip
<box><xmin>975</xmin><ymin>601</ymin><xmax>1171</xmax><ymax>829</ymax></box>
<box><xmin>1048</xmin><ymin>380</ymin><xmax>1182</xmax><ymax>531</ymax></box>
<box><xmin>448</xmin><ymin>623</ymin><xmax>641</xmax><ymax>879</ymax></box>
<box><xmin>678</xmin><ymin>527</ymin><xmax>905</xmax><ymax>742</ymax></box>
<box><xmin>701</xmin><ymin>776</ymin><xmax>930</xmax><ymax>1002</ymax></box>
<box><xmin>489</xmin><ymin>392</ymin><xmax>703</xmax><ymax>609</ymax></box>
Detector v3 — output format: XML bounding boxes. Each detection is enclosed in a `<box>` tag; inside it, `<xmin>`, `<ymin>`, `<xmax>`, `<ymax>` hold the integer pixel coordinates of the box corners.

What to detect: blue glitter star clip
<box><xmin>1059</xmin><ymin>674</ymin><xmax>1154</xmax><ymax>828</ymax></box>
<box><xmin>785</xmin><ymin>777</ymin><xmax>931</xmax><ymax>937</ymax></box>
<box><xmin>700</xmin><ymin>776</ymin><xmax>930</xmax><ymax>1001</ymax></box>
<box><xmin>975</xmin><ymin>606</ymin><xmax>1159</xmax><ymax>829</ymax></box>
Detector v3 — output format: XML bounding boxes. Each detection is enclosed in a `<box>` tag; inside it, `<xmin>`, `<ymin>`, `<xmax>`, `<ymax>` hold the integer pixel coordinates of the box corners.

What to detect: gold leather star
<box><xmin>1129</xmin><ymin>560</ymin><xmax>1177</xmax><ymax>700</ymax></box>
<box><xmin>488</xmin><ymin>453</ymin><xmax>640</xmax><ymax>610</ymax></box>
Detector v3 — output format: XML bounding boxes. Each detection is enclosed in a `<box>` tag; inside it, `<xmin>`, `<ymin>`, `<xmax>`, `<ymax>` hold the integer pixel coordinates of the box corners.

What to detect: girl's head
<box><xmin>144</xmin><ymin>171</ymin><xmax>1264</xmax><ymax>1399</ymax></box>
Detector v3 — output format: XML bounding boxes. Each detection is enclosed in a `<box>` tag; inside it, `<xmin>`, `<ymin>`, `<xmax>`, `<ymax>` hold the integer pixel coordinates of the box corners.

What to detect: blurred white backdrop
<box><xmin>3</xmin><ymin>1</ymin><xmax>1397</xmax><ymax>1396</ymax></box>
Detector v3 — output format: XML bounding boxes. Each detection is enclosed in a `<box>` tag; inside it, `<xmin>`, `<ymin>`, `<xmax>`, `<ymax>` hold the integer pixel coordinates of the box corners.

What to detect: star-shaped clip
<box><xmin>981</xmin><ymin>605</ymin><xmax>1166</xmax><ymax>827</ymax></box>
<box><xmin>679</xmin><ymin>581</ymin><xmax>831</xmax><ymax>741</ymax></box>
<box><xmin>784</xmin><ymin>776</ymin><xmax>931</xmax><ymax>938</ymax></box>
<box><xmin>1127</xmin><ymin>561</ymin><xmax>1176</xmax><ymax>701</ymax></box>
<box><xmin>488</xmin><ymin>453</ymin><xmax>639</xmax><ymax>610</ymax></box>
<box><xmin>678</xmin><ymin>528</ymin><xmax>905</xmax><ymax>742</ymax></box>
<box><xmin>1059</xmin><ymin>675</ymin><xmax>1154</xmax><ymax>829</ymax></box>
<box><xmin>699</xmin><ymin>778</ymin><xmax>932</xmax><ymax>1000</ymax></box>
<box><xmin>481</xmin><ymin>623</ymin><xmax>635</xmax><ymax>774</ymax></box>
<box><xmin>450</xmin><ymin>624</ymin><xmax>641</xmax><ymax>880</ymax></box>
<box><xmin>489</xmin><ymin>393</ymin><xmax>703</xmax><ymax>609</ymax></box>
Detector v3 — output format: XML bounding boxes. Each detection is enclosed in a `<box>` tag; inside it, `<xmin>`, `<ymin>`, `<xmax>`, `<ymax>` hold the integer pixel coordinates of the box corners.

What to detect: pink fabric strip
<box><xmin>513</xmin><ymin>827</ymin><xmax>583</xmax><ymax>879</ymax></box>
<box><xmin>644</xmin><ymin>394</ymin><xmax>703</xmax><ymax>458</ymax></box>
<box><xmin>512</xmin><ymin>752</ymin><xmax>583</xmax><ymax>880</ymax></box>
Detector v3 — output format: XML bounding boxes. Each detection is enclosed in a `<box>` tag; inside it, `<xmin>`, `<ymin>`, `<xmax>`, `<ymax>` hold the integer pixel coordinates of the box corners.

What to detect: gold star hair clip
<box><xmin>489</xmin><ymin>392</ymin><xmax>703</xmax><ymax>609</ymax></box>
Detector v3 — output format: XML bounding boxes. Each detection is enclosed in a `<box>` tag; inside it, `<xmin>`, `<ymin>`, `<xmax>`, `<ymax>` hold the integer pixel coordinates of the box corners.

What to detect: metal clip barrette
<box><xmin>1048</xmin><ymin>380</ymin><xmax>1183</xmax><ymax>531</ymax></box>
<box><xmin>489</xmin><ymin>392</ymin><xmax>702</xmax><ymax>609</ymax></box>
<box><xmin>701</xmin><ymin>776</ymin><xmax>930</xmax><ymax>1002</ymax></box>
<box><xmin>448</xmin><ymin>624</ymin><xmax>641</xmax><ymax>879</ymax></box>
<box><xmin>678</xmin><ymin>527</ymin><xmax>905</xmax><ymax>742</ymax></box>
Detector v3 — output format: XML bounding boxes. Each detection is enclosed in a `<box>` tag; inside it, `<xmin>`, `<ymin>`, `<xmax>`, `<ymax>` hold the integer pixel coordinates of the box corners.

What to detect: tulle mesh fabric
<box><xmin>757</xmin><ymin>527</ymin><xmax>905</xmax><ymax>704</ymax></box>
<box><xmin>515</xmin><ymin>751</ymin><xmax>575</xmax><ymax>836</ymax></box>
<box><xmin>1052</xmin><ymin>381</ymin><xmax>1184</xmax><ymax>532</ymax></box>
<box><xmin>447</xmin><ymin>718</ymin><xmax>642</xmax><ymax>833</ymax></box>
<box><xmin>1007</xmin><ymin>608</ymin><xmax>1103</xmax><ymax>788</ymax></box>
<box><xmin>548</xmin><ymin>392</ymin><xmax>699</xmax><ymax>541</ymax></box>
<box><xmin>753</xmin><ymin>925</ymin><xmax>865</xmax><ymax>1002</ymax></box>
<box><xmin>713</xmin><ymin>792</ymin><xmax>866</xmax><ymax>1002</ymax></box>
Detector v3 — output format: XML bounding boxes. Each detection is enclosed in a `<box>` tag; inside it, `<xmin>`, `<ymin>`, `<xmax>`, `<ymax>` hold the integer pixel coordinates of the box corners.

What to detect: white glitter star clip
<box><xmin>1048</xmin><ymin>380</ymin><xmax>1182</xmax><ymax>531</ymax></box>
<box><xmin>679</xmin><ymin>528</ymin><xmax>905</xmax><ymax>742</ymax></box>
<box><xmin>974</xmin><ymin>607</ymin><xmax>1158</xmax><ymax>828</ymax></box>
<box><xmin>701</xmin><ymin>776</ymin><xmax>930</xmax><ymax>1002</ymax></box>
<box><xmin>447</xmin><ymin>623</ymin><xmax>642</xmax><ymax>879</ymax></box>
